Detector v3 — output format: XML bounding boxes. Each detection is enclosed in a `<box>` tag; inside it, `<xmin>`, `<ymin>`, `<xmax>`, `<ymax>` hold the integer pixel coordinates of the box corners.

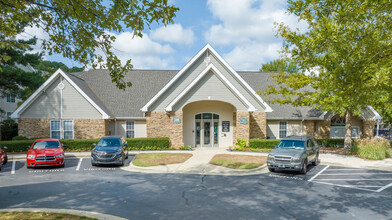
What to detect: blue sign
<box><xmin>173</xmin><ymin>117</ymin><xmax>181</xmax><ymax>123</ymax></box>
<box><xmin>240</xmin><ymin>118</ymin><xmax>248</xmax><ymax>124</ymax></box>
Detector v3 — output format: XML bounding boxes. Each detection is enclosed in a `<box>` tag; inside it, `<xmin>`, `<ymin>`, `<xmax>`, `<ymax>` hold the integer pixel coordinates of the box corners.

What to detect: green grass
<box><xmin>209</xmin><ymin>154</ymin><xmax>267</xmax><ymax>169</ymax></box>
<box><xmin>132</xmin><ymin>153</ymin><xmax>192</xmax><ymax>167</ymax></box>
<box><xmin>0</xmin><ymin>212</ymin><xmax>97</xmax><ymax>220</ymax></box>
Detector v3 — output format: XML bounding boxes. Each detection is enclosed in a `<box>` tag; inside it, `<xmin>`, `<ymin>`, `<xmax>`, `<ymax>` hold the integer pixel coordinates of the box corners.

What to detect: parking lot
<box><xmin>0</xmin><ymin>156</ymin><xmax>135</xmax><ymax>176</ymax></box>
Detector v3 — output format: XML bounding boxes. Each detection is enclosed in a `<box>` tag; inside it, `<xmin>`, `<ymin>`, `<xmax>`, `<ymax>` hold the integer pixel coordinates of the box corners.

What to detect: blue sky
<box><xmin>21</xmin><ymin>0</ymin><xmax>305</xmax><ymax>71</ymax></box>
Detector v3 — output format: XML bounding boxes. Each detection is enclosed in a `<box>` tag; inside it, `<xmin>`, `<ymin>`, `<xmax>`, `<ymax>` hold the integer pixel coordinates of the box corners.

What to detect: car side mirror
<box><xmin>62</xmin><ymin>145</ymin><xmax>66</xmax><ymax>148</ymax></box>
<box><xmin>93</xmin><ymin>143</ymin><xmax>96</xmax><ymax>146</ymax></box>
<box><xmin>124</xmin><ymin>143</ymin><xmax>128</xmax><ymax>147</ymax></box>
<box><xmin>273</xmin><ymin>145</ymin><xmax>276</xmax><ymax>149</ymax></box>
<box><xmin>2</xmin><ymin>146</ymin><xmax>7</xmax><ymax>150</ymax></box>
<box><xmin>27</xmin><ymin>145</ymin><xmax>31</xmax><ymax>150</ymax></box>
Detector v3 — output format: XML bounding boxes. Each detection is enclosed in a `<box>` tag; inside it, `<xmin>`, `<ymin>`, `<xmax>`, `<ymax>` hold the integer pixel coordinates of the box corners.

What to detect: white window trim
<box><xmin>330</xmin><ymin>126</ymin><xmax>361</xmax><ymax>139</ymax></box>
<box><xmin>126</xmin><ymin>121</ymin><xmax>135</xmax><ymax>138</ymax></box>
<box><xmin>6</xmin><ymin>94</ymin><xmax>15</xmax><ymax>103</ymax></box>
<box><xmin>279</xmin><ymin>121</ymin><xmax>288</xmax><ymax>139</ymax></box>
<box><xmin>63</xmin><ymin>120</ymin><xmax>74</xmax><ymax>139</ymax></box>
<box><xmin>50</xmin><ymin>120</ymin><xmax>61</xmax><ymax>139</ymax></box>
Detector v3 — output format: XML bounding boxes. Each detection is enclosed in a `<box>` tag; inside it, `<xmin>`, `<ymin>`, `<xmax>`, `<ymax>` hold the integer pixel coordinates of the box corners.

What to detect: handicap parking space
<box><xmin>0</xmin><ymin>155</ymin><xmax>135</xmax><ymax>176</ymax></box>
<box><xmin>308</xmin><ymin>165</ymin><xmax>392</xmax><ymax>192</ymax></box>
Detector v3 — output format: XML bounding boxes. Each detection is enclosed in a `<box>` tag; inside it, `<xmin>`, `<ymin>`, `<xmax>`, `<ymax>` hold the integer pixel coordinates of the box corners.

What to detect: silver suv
<box><xmin>267</xmin><ymin>136</ymin><xmax>319</xmax><ymax>174</ymax></box>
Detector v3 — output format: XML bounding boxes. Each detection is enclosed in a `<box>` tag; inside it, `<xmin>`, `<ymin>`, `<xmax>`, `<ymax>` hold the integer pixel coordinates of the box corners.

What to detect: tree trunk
<box><xmin>344</xmin><ymin>109</ymin><xmax>352</xmax><ymax>148</ymax></box>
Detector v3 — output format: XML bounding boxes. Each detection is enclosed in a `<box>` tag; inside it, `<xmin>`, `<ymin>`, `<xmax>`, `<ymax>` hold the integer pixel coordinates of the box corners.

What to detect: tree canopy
<box><xmin>1</xmin><ymin>0</ymin><xmax>179</xmax><ymax>89</ymax></box>
<box><xmin>260</xmin><ymin>59</ymin><xmax>299</xmax><ymax>74</ymax></box>
<box><xmin>263</xmin><ymin>0</ymin><xmax>392</xmax><ymax>146</ymax></box>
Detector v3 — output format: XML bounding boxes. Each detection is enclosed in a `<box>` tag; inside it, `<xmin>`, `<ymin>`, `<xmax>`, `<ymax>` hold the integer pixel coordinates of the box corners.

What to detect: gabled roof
<box><xmin>165</xmin><ymin>64</ymin><xmax>256</xmax><ymax>111</ymax></box>
<box><xmin>141</xmin><ymin>44</ymin><xmax>273</xmax><ymax>112</ymax></box>
<box><xmin>11</xmin><ymin>69</ymin><xmax>112</xmax><ymax>119</ymax></box>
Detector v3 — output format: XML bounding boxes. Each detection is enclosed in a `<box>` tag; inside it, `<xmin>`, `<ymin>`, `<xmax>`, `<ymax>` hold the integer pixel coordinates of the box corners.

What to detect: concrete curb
<box><xmin>0</xmin><ymin>208</ymin><xmax>127</xmax><ymax>220</ymax></box>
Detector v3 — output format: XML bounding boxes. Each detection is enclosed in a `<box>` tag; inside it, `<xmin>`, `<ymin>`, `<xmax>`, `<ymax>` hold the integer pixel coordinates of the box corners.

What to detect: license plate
<box><xmin>278</xmin><ymin>164</ymin><xmax>285</xmax><ymax>168</ymax></box>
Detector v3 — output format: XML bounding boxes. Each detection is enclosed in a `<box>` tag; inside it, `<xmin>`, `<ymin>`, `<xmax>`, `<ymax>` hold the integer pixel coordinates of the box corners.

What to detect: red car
<box><xmin>0</xmin><ymin>146</ymin><xmax>8</xmax><ymax>171</ymax></box>
<box><xmin>27</xmin><ymin>139</ymin><xmax>65</xmax><ymax>168</ymax></box>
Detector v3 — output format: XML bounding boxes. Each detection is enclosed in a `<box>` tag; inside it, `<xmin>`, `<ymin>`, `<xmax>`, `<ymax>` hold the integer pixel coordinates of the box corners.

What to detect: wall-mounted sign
<box><xmin>222</xmin><ymin>121</ymin><xmax>230</xmax><ymax>132</ymax></box>
<box><xmin>240</xmin><ymin>118</ymin><xmax>248</xmax><ymax>124</ymax></box>
<box><xmin>173</xmin><ymin>117</ymin><xmax>181</xmax><ymax>123</ymax></box>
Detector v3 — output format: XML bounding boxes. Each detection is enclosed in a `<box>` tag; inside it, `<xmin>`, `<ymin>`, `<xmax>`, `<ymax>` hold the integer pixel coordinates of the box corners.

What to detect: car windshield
<box><xmin>277</xmin><ymin>140</ymin><xmax>305</xmax><ymax>149</ymax></box>
<box><xmin>32</xmin><ymin>141</ymin><xmax>60</xmax><ymax>149</ymax></box>
<box><xmin>97</xmin><ymin>138</ymin><xmax>121</xmax><ymax>147</ymax></box>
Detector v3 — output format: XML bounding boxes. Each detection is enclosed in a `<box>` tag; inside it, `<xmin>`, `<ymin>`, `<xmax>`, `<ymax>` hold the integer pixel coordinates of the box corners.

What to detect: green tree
<box><xmin>260</xmin><ymin>59</ymin><xmax>299</xmax><ymax>73</ymax></box>
<box><xmin>1</xmin><ymin>0</ymin><xmax>178</xmax><ymax>89</ymax></box>
<box><xmin>263</xmin><ymin>0</ymin><xmax>392</xmax><ymax>147</ymax></box>
<box><xmin>36</xmin><ymin>61</ymin><xmax>83</xmax><ymax>77</ymax></box>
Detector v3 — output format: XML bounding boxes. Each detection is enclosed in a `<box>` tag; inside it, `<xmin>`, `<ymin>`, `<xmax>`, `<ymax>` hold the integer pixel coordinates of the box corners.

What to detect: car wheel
<box><xmin>59</xmin><ymin>163</ymin><xmax>65</xmax><ymax>168</ymax></box>
<box><xmin>268</xmin><ymin>166</ymin><xmax>275</xmax><ymax>172</ymax></box>
<box><xmin>121</xmin><ymin>157</ymin><xmax>125</xmax><ymax>166</ymax></box>
<box><xmin>27</xmin><ymin>165</ymin><xmax>32</xmax><ymax>169</ymax></box>
<box><xmin>91</xmin><ymin>163</ymin><xmax>96</xmax><ymax>166</ymax></box>
<box><xmin>312</xmin><ymin>154</ymin><xmax>319</xmax><ymax>166</ymax></box>
<box><xmin>125</xmin><ymin>152</ymin><xmax>129</xmax><ymax>159</ymax></box>
<box><xmin>3</xmin><ymin>155</ymin><xmax>7</xmax><ymax>165</ymax></box>
<box><xmin>300</xmin><ymin>159</ymin><xmax>307</xmax><ymax>174</ymax></box>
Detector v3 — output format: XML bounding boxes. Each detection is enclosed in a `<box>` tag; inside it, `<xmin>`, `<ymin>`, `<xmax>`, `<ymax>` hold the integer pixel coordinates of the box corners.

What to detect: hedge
<box><xmin>249</xmin><ymin>139</ymin><xmax>280</xmax><ymax>149</ymax></box>
<box><xmin>0</xmin><ymin>137</ymin><xmax>170</xmax><ymax>152</ymax></box>
<box><xmin>316</xmin><ymin>139</ymin><xmax>345</xmax><ymax>148</ymax></box>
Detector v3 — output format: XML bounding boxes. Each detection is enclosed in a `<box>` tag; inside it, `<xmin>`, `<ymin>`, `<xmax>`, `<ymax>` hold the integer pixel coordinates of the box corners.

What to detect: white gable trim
<box><xmin>165</xmin><ymin>64</ymin><xmax>256</xmax><ymax>112</ymax></box>
<box><xmin>207</xmin><ymin>46</ymin><xmax>273</xmax><ymax>112</ymax></box>
<box><xmin>11</xmin><ymin>69</ymin><xmax>110</xmax><ymax>119</ymax></box>
<box><xmin>367</xmin><ymin>106</ymin><xmax>382</xmax><ymax>120</ymax></box>
<box><xmin>141</xmin><ymin>44</ymin><xmax>273</xmax><ymax>112</ymax></box>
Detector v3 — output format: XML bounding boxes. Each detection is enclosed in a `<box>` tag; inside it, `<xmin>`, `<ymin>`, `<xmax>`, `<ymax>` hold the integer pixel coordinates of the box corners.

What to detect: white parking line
<box><xmin>76</xmin><ymin>158</ymin><xmax>83</xmax><ymax>171</ymax></box>
<box><xmin>11</xmin><ymin>161</ymin><xmax>15</xmax><ymax>174</ymax></box>
<box><xmin>311</xmin><ymin>180</ymin><xmax>379</xmax><ymax>192</ymax></box>
<box><xmin>376</xmin><ymin>183</ymin><xmax>392</xmax><ymax>192</ymax></box>
<box><xmin>326</xmin><ymin>168</ymin><xmax>365</xmax><ymax>171</ymax></box>
<box><xmin>308</xmin><ymin>165</ymin><xmax>329</xmax><ymax>182</ymax></box>
<box><xmin>315</xmin><ymin>179</ymin><xmax>392</xmax><ymax>181</ymax></box>
<box><xmin>319</xmin><ymin>173</ymin><xmax>392</xmax><ymax>175</ymax></box>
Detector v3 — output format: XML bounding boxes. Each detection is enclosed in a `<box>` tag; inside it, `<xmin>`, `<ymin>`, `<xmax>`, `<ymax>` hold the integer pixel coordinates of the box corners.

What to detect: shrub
<box><xmin>12</xmin><ymin>136</ymin><xmax>29</xmax><ymax>141</ymax></box>
<box><xmin>316</xmin><ymin>139</ymin><xmax>345</xmax><ymax>148</ymax></box>
<box><xmin>235</xmin><ymin>139</ymin><xmax>247</xmax><ymax>148</ymax></box>
<box><xmin>355</xmin><ymin>138</ymin><xmax>392</xmax><ymax>160</ymax></box>
<box><xmin>249</xmin><ymin>139</ymin><xmax>280</xmax><ymax>149</ymax></box>
<box><xmin>0</xmin><ymin>120</ymin><xmax>18</xmax><ymax>141</ymax></box>
<box><xmin>125</xmin><ymin>137</ymin><xmax>170</xmax><ymax>150</ymax></box>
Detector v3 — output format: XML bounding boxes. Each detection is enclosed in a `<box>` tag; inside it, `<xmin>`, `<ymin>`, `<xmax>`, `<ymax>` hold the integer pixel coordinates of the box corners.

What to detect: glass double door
<box><xmin>195</xmin><ymin>113</ymin><xmax>219</xmax><ymax>148</ymax></box>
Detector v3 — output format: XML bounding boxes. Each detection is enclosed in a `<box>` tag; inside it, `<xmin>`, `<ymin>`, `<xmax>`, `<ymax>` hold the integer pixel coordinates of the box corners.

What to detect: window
<box><xmin>63</xmin><ymin>120</ymin><xmax>74</xmax><ymax>139</ymax></box>
<box><xmin>6</xmin><ymin>94</ymin><xmax>15</xmax><ymax>103</ymax></box>
<box><xmin>6</xmin><ymin>112</ymin><xmax>12</xmax><ymax>120</ymax></box>
<box><xmin>50</xmin><ymin>120</ymin><xmax>61</xmax><ymax>139</ymax></box>
<box><xmin>279</xmin><ymin>122</ymin><xmax>287</xmax><ymax>139</ymax></box>
<box><xmin>126</xmin><ymin>121</ymin><xmax>135</xmax><ymax>138</ymax></box>
<box><xmin>50</xmin><ymin>120</ymin><xmax>74</xmax><ymax>139</ymax></box>
<box><xmin>331</xmin><ymin>126</ymin><xmax>361</xmax><ymax>138</ymax></box>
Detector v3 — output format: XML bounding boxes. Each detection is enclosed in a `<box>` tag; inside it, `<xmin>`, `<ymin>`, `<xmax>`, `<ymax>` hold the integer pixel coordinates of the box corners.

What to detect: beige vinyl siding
<box><xmin>209</xmin><ymin>53</ymin><xmax>266</xmax><ymax>112</ymax></box>
<box><xmin>267</xmin><ymin>120</ymin><xmax>304</xmax><ymax>139</ymax></box>
<box><xmin>173</xmin><ymin>71</ymin><xmax>248</xmax><ymax>111</ymax></box>
<box><xmin>61</xmin><ymin>79</ymin><xmax>101</xmax><ymax>119</ymax></box>
<box><xmin>21</xmin><ymin>78</ymin><xmax>62</xmax><ymax>118</ymax></box>
<box><xmin>21</xmin><ymin>76</ymin><xmax>102</xmax><ymax>119</ymax></box>
<box><xmin>149</xmin><ymin>50</ymin><xmax>266</xmax><ymax>112</ymax></box>
<box><xmin>114</xmin><ymin>120</ymin><xmax>147</xmax><ymax>138</ymax></box>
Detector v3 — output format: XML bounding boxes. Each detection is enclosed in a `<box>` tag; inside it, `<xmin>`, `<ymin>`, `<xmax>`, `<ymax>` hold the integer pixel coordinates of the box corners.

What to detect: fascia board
<box><xmin>207</xmin><ymin>45</ymin><xmax>274</xmax><ymax>112</ymax></box>
<box><xmin>165</xmin><ymin>64</ymin><xmax>256</xmax><ymax>112</ymax></box>
<box><xmin>11</xmin><ymin>69</ymin><xmax>63</xmax><ymax>119</ymax></box>
<box><xmin>141</xmin><ymin>44</ymin><xmax>211</xmax><ymax>112</ymax></box>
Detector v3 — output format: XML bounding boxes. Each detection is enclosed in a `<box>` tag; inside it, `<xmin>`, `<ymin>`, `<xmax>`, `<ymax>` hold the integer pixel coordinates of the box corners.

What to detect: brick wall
<box><xmin>235</xmin><ymin>111</ymin><xmax>250</xmax><ymax>145</ymax></box>
<box><xmin>318</xmin><ymin>120</ymin><xmax>330</xmax><ymax>138</ymax></box>
<box><xmin>303</xmin><ymin>120</ymin><xmax>315</xmax><ymax>137</ymax></box>
<box><xmin>146</xmin><ymin>111</ymin><xmax>184</xmax><ymax>148</ymax></box>
<box><xmin>18</xmin><ymin>118</ymin><xmax>108</xmax><ymax>139</ymax></box>
<box><xmin>362</xmin><ymin>120</ymin><xmax>375</xmax><ymax>138</ymax></box>
<box><xmin>249</xmin><ymin>112</ymin><xmax>267</xmax><ymax>139</ymax></box>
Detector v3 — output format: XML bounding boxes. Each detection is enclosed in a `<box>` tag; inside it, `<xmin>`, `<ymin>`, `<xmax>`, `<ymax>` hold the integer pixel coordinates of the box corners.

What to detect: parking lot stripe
<box><xmin>308</xmin><ymin>165</ymin><xmax>330</xmax><ymax>182</ymax></box>
<box><xmin>326</xmin><ymin>168</ymin><xmax>365</xmax><ymax>171</ymax></box>
<box><xmin>11</xmin><ymin>161</ymin><xmax>15</xmax><ymax>174</ymax></box>
<box><xmin>376</xmin><ymin>183</ymin><xmax>392</xmax><ymax>192</ymax></box>
<box><xmin>76</xmin><ymin>158</ymin><xmax>83</xmax><ymax>171</ymax></box>
<box><xmin>315</xmin><ymin>179</ymin><xmax>392</xmax><ymax>181</ymax></box>
<box><xmin>311</xmin><ymin>180</ymin><xmax>379</xmax><ymax>192</ymax></box>
<box><xmin>319</xmin><ymin>173</ymin><xmax>392</xmax><ymax>175</ymax></box>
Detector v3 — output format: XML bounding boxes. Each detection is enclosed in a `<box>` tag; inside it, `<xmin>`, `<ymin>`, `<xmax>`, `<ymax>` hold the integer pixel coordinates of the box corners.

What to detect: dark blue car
<box><xmin>91</xmin><ymin>136</ymin><xmax>128</xmax><ymax>166</ymax></box>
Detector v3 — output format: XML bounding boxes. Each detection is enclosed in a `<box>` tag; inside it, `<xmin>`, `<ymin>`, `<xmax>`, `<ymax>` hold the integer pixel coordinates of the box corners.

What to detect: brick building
<box><xmin>11</xmin><ymin>45</ymin><xmax>380</xmax><ymax>148</ymax></box>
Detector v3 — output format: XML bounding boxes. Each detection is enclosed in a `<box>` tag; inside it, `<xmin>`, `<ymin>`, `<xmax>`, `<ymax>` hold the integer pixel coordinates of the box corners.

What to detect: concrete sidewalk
<box><xmin>7</xmin><ymin>149</ymin><xmax>392</xmax><ymax>174</ymax></box>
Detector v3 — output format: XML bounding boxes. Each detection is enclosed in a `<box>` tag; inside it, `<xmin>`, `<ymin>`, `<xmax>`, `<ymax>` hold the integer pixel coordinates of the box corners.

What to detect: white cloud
<box><xmin>150</xmin><ymin>24</ymin><xmax>195</xmax><ymax>45</ymax></box>
<box><xmin>205</xmin><ymin>0</ymin><xmax>307</xmax><ymax>70</ymax></box>
<box><xmin>16</xmin><ymin>25</ymin><xmax>49</xmax><ymax>55</ymax></box>
<box><xmin>107</xmin><ymin>32</ymin><xmax>176</xmax><ymax>69</ymax></box>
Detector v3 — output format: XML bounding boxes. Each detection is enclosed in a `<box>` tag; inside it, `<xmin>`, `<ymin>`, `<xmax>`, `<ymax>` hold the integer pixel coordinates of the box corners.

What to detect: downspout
<box><xmin>114</xmin><ymin>118</ymin><xmax>117</xmax><ymax>136</ymax></box>
<box><xmin>301</xmin><ymin>118</ymin><xmax>305</xmax><ymax>135</ymax></box>
<box><xmin>376</xmin><ymin>119</ymin><xmax>380</xmax><ymax>137</ymax></box>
